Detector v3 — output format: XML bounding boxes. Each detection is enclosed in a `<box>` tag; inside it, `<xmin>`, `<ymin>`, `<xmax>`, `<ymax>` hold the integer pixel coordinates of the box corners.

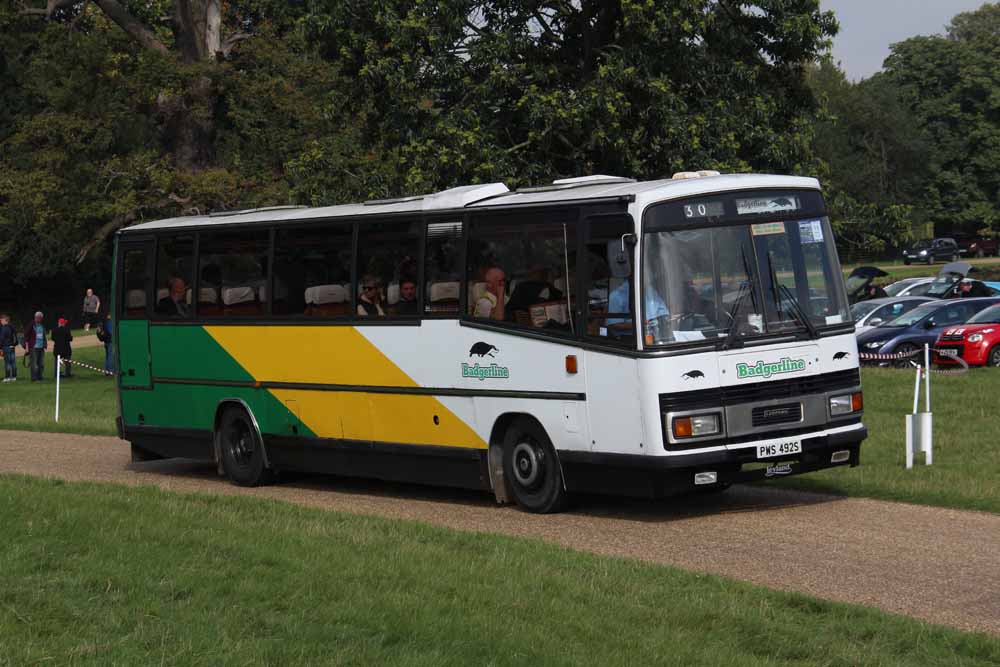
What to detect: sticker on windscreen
<box><xmin>751</xmin><ymin>222</ymin><xmax>785</xmax><ymax>236</ymax></box>
<box><xmin>798</xmin><ymin>219</ymin><xmax>824</xmax><ymax>244</ymax></box>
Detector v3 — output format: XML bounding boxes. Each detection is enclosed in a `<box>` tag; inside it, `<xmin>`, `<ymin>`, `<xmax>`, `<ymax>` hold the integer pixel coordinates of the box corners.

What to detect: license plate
<box><xmin>939</xmin><ymin>348</ymin><xmax>958</xmax><ymax>357</ymax></box>
<box><xmin>757</xmin><ymin>438</ymin><xmax>802</xmax><ymax>459</ymax></box>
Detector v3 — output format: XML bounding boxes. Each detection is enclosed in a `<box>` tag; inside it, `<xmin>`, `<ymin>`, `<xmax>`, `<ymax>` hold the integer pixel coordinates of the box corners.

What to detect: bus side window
<box><xmin>585</xmin><ymin>218</ymin><xmax>635</xmax><ymax>344</ymax></box>
<box><xmin>121</xmin><ymin>248</ymin><xmax>152</xmax><ymax>319</ymax></box>
<box><xmin>466</xmin><ymin>210</ymin><xmax>577</xmax><ymax>333</ymax></box>
<box><xmin>198</xmin><ymin>230</ymin><xmax>269</xmax><ymax>318</ymax></box>
<box><xmin>424</xmin><ymin>221</ymin><xmax>462</xmax><ymax>316</ymax></box>
<box><xmin>154</xmin><ymin>235</ymin><xmax>194</xmax><ymax>319</ymax></box>
<box><xmin>275</xmin><ymin>225</ymin><xmax>352</xmax><ymax>318</ymax></box>
<box><xmin>356</xmin><ymin>220</ymin><xmax>421</xmax><ymax>319</ymax></box>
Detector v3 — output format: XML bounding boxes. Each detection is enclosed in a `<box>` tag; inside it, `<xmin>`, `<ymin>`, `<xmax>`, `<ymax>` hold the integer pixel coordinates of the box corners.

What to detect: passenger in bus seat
<box><xmin>473</xmin><ymin>266</ymin><xmax>506</xmax><ymax>320</ymax></box>
<box><xmin>357</xmin><ymin>275</ymin><xmax>386</xmax><ymax>317</ymax></box>
<box><xmin>394</xmin><ymin>279</ymin><xmax>418</xmax><ymax>316</ymax></box>
<box><xmin>156</xmin><ymin>277</ymin><xmax>190</xmax><ymax>317</ymax></box>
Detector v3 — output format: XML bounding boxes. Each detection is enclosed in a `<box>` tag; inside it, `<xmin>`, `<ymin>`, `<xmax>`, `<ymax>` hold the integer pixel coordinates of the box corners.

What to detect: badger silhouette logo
<box><xmin>469</xmin><ymin>342</ymin><xmax>499</xmax><ymax>358</ymax></box>
<box><xmin>682</xmin><ymin>370</ymin><xmax>705</xmax><ymax>380</ymax></box>
<box><xmin>833</xmin><ymin>351</ymin><xmax>851</xmax><ymax>360</ymax></box>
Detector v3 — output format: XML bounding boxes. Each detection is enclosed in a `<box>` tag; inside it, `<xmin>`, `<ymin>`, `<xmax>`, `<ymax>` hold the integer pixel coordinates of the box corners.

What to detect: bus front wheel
<box><xmin>502</xmin><ymin>418</ymin><xmax>568</xmax><ymax>514</ymax></box>
<box><xmin>217</xmin><ymin>406</ymin><xmax>273</xmax><ymax>487</ymax></box>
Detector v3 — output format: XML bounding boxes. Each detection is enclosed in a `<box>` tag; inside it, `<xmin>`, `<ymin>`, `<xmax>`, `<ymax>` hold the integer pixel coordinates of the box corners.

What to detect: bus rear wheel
<box><xmin>502</xmin><ymin>418</ymin><xmax>568</xmax><ymax>514</ymax></box>
<box><xmin>218</xmin><ymin>406</ymin><xmax>273</xmax><ymax>487</ymax></box>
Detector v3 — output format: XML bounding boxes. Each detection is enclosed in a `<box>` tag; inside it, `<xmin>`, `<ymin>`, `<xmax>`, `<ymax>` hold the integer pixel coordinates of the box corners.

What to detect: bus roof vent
<box><xmin>672</xmin><ymin>170</ymin><xmax>722</xmax><ymax>180</ymax></box>
<box><xmin>422</xmin><ymin>182</ymin><xmax>509</xmax><ymax>210</ymax></box>
<box><xmin>517</xmin><ymin>175</ymin><xmax>636</xmax><ymax>193</ymax></box>
<box><xmin>551</xmin><ymin>175</ymin><xmax>635</xmax><ymax>186</ymax></box>
<box><xmin>208</xmin><ymin>205</ymin><xmax>307</xmax><ymax>217</ymax></box>
<box><xmin>364</xmin><ymin>195</ymin><xmax>425</xmax><ymax>206</ymax></box>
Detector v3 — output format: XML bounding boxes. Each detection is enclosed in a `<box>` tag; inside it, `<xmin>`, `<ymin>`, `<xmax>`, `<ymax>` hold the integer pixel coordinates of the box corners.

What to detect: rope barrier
<box><xmin>58</xmin><ymin>357</ymin><xmax>115</xmax><ymax>377</ymax></box>
<box><xmin>859</xmin><ymin>346</ymin><xmax>969</xmax><ymax>375</ymax></box>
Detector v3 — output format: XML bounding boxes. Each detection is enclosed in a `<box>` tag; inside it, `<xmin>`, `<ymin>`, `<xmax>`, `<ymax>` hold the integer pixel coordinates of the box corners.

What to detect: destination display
<box><xmin>682</xmin><ymin>201</ymin><xmax>725</xmax><ymax>219</ymax></box>
<box><xmin>735</xmin><ymin>194</ymin><xmax>801</xmax><ymax>215</ymax></box>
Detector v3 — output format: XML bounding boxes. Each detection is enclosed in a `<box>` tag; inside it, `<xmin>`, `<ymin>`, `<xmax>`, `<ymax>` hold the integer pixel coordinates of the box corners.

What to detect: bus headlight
<box><xmin>830</xmin><ymin>392</ymin><xmax>863</xmax><ymax>416</ymax></box>
<box><xmin>671</xmin><ymin>413</ymin><xmax>721</xmax><ymax>439</ymax></box>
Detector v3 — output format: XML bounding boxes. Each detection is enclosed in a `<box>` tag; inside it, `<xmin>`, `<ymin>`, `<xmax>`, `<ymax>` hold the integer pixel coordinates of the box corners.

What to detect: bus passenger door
<box><xmin>582</xmin><ymin>215</ymin><xmax>643</xmax><ymax>453</ymax></box>
<box><xmin>116</xmin><ymin>240</ymin><xmax>154</xmax><ymax>389</ymax></box>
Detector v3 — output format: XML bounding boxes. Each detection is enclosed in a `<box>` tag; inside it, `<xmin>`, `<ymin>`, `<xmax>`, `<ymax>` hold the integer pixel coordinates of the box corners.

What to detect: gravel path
<box><xmin>2</xmin><ymin>429</ymin><xmax>998</xmax><ymax>636</ymax></box>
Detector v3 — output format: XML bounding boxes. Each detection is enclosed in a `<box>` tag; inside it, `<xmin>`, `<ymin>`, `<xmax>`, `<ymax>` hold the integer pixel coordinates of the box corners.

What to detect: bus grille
<box><xmin>660</xmin><ymin>369</ymin><xmax>860</xmax><ymax>412</ymax></box>
<box><xmin>751</xmin><ymin>402</ymin><xmax>802</xmax><ymax>427</ymax></box>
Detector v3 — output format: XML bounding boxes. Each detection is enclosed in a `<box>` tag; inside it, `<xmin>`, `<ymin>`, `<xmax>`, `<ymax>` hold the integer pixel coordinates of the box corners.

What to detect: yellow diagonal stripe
<box><xmin>204</xmin><ymin>326</ymin><xmax>487</xmax><ymax>449</ymax></box>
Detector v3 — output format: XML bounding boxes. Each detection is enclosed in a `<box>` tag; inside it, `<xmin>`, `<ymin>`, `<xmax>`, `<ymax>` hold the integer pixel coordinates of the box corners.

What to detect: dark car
<box><xmin>902</xmin><ymin>238</ymin><xmax>960</xmax><ymax>265</ymax></box>
<box><xmin>955</xmin><ymin>236</ymin><xmax>999</xmax><ymax>258</ymax></box>
<box><xmin>857</xmin><ymin>296</ymin><xmax>1000</xmax><ymax>364</ymax></box>
<box><xmin>845</xmin><ymin>266</ymin><xmax>889</xmax><ymax>304</ymax></box>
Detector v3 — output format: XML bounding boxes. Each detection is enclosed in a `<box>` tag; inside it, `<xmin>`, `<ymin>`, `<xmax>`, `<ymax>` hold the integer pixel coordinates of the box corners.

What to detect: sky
<box><xmin>820</xmin><ymin>0</ymin><xmax>989</xmax><ymax>80</ymax></box>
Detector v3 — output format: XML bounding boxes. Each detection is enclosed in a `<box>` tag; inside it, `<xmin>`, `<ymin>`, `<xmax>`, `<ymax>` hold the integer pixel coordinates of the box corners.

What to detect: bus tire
<box><xmin>217</xmin><ymin>406</ymin><xmax>273</xmax><ymax>487</ymax></box>
<box><xmin>502</xmin><ymin>418</ymin><xmax>568</xmax><ymax>514</ymax></box>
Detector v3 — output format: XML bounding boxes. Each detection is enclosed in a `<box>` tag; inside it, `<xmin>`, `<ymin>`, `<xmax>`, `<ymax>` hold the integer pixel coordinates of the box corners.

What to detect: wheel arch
<box><xmin>213</xmin><ymin>398</ymin><xmax>271</xmax><ymax>474</ymax></box>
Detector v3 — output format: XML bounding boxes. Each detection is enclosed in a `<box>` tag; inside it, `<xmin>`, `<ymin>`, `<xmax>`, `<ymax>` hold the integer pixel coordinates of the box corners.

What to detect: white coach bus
<box><xmin>115</xmin><ymin>172</ymin><xmax>865</xmax><ymax>513</ymax></box>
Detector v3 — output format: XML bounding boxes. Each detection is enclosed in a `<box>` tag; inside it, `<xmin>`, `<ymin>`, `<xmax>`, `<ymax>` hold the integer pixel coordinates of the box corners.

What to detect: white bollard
<box><xmin>905</xmin><ymin>346</ymin><xmax>933</xmax><ymax>468</ymax></box>
<box><xmin>55</xmin><ymin>355</ymin><xmax>61</xmax><ymax>423</ymax></box>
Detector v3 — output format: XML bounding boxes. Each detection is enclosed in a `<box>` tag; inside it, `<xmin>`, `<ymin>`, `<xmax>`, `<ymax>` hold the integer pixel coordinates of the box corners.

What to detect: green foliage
<box><xmin>2</xmin><ymin>0</ymin><xmax>838</xmax><ymax>296</ymax></box>
<box><xmin>881</xmin><ymin>3</ymin><xmax>1000</xmax><ymax>235</ymax></box>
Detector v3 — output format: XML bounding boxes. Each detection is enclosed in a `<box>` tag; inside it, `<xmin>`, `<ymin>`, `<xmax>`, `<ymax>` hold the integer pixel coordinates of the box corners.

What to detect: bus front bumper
<box><xmin>557</xmin><ymin>425</ymin><xmax>866</xmax><ymax>498</ymax></box>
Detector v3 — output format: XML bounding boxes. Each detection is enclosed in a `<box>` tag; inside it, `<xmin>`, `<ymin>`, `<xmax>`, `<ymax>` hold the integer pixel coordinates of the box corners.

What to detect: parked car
<box><xmin>857</xmin><ymin>297</ymin><xmax>1000</xmax><ymax>364</ymax></box>
<box><xmin>902</xmin><ymin>238</ymin><xmax>960</xmax><ymax>265</ymax></box>
<box><xmin>883</xmin><ymin>277</ymin><xmax>936</xmax><ymax>297</ymax></box>
<box><xmin>851</xmin><ymin>297</ymin><xmax>933</xmax><ymax>336</ymax></box>
<box><xmin>933</xmin><ymin>304</ymin><xmax>1000</xmax><ymax>368</ymax></box>
<box><xmin>921</xmin><ymin>262</ymin><xmax>998</xmax><ymax>299</ymax></box>
<box><xmin>955</xmin><ymin>236</ymin><xmax>999</xmax><ymax>258</ymax></box>
<box><xmin>845</xmin><ymin>266</ymin><xmax>889</xmax><ymax>304</ymax></box>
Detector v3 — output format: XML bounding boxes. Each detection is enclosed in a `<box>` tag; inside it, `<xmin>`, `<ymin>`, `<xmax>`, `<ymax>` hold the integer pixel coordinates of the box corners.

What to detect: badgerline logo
<box><xmin>736</xmin><ymin>357</ymin><xmax>806</xmax><ymax>380</ymax></box>
<box><xmin>461</xmin><ymin>363</ymin><xmax>510</xmax><ymax>381</ymax></box>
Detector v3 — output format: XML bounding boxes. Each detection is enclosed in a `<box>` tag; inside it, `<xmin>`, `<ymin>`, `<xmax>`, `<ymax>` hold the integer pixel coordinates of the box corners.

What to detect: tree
<box><xmin>296</xmin><ymin>0</ymin><xmax>839</xmax><ymax>197</ymax></box>
<box><xmin>882</xmin><ymin>3</ymin><xmax>1000</xmax><ymax>235</ymax></box>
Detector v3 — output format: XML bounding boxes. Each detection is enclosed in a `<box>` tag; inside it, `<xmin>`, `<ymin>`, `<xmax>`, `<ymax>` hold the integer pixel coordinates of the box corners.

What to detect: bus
<box><xmin>113</xmin><ymin>172</ymin><xmax>866</xmax><ymax>513</ymax></box>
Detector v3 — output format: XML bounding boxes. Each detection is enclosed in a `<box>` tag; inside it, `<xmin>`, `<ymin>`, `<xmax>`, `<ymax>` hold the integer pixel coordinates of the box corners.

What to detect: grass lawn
<box><xmin>774</xmin><ymin>367</ymin><xmax>1000</xmax><ymax>513</ymax></box>
<box><xmin>1</xmin><ymin>475</ymin><xmax>997</xmax><ymax>666</ymax></box>
<box><xmin>0</xmin><ymin>345</ymin><xmax>116</xmax><ymax>436</ymax></box>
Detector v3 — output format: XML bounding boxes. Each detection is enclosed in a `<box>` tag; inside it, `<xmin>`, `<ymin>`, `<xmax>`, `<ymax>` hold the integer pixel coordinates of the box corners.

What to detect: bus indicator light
<box><xmin>565</xmin><ymin>355</ymin><xmax>578</xmax><ymax>374</ymax></box>
<box><xmin>672</xmin><ymin>414</ymin><xmax>721</xmax><ymax>439</ymax></box>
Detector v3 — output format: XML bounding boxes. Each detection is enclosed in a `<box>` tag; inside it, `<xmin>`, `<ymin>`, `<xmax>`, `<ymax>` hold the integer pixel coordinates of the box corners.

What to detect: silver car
<box><xmin>852</xmin><ymin>296</ymin><xmax>933</xmax><ymax>336</ymax></box>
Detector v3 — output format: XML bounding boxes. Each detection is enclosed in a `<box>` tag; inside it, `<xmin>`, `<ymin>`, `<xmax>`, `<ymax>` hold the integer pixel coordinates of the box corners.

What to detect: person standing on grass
<box><xmin>52</xmin><ymin>317</ymin><xmax>73</xmax><ymax>379</ymax></box>
<box><xmin>82</xmin><ymin>288</ymin><xmax>100</xmax><ymax>331</ymax></box>
<box><xmin>97</xmin><ymin>313</ymin><xmax>113</xmax><ymax>373</ymax></box>
<box><xmin>23</xmin><ymin>311</ymin><xmax>47</xmax><ymax>382</ymax></box>
<box><xmin>0</xmin><ymin>314</ymin><xmax>17</xmax><ymax>382</ymax></box>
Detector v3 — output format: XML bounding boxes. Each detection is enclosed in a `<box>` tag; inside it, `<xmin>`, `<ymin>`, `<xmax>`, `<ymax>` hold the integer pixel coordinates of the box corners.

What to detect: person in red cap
<box><xmin>51</xmin><ymin>317</ymin><xmax>73</xmax><ymax>379</ymax></box>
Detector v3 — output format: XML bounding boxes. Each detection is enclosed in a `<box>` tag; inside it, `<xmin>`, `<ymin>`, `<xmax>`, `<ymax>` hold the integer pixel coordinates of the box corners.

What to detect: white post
<box><xmin>924</xmin><ymin>344</ymin><xmax>931</xmax><ymax>412</ymax></box>
<box><xmin>55</xmin><ymin>355</ymin><xmax>61</xmax><ymax>423</ymax></box>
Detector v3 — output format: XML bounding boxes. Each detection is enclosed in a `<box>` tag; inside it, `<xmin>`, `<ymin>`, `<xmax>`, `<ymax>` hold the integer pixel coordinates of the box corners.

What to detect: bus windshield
<box><xmin>642</xmin><ymin>207</ymin><xmax>849</xmax><ymax>347</ymax></box>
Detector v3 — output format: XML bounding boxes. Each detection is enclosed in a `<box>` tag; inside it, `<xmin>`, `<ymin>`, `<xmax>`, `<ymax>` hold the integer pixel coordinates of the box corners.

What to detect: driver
<box><xmin>608</xmin><ymin>279</ymin><xmax>669</xmax><ymax>341</ymax></box>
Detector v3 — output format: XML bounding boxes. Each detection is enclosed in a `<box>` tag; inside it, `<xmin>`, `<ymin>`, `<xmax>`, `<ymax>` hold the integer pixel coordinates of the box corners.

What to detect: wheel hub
<box><xmin>512</xmin><ymin>441</ymin><xmax>543</xmax><ymax>488</ymax></box>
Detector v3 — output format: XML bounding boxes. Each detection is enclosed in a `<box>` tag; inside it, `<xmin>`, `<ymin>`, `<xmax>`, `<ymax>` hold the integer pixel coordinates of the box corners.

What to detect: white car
<box><xmin>851</xmin><ymin>296</ymin><xmax>933</xmax><ymax>336</ymax></box>
<box><xmin>883</xmin><ymin>278</ymin><xmax>935</xmax><ymax>298</ymax></box>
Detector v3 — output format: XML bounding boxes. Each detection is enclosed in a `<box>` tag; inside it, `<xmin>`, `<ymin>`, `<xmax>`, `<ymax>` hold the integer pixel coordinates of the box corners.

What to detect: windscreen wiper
<box><xmin>778</xmin><ymin>283</ymin><xmax>818</xmax><ymax>338</ymax></box>
<box><xmin>721</xmin><ymin>244</ymin><xmax>757</xmax><ymax>350</ymax></box>
<box><xmin>765</xmin><ymin>251</ymin><xmax>817</xmax><ymax>338</ymax></box>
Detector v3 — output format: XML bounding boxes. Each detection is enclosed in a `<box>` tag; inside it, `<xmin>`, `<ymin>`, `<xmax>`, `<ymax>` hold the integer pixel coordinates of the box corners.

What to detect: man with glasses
<box><xmin>357</xmin><ymin>275</ymin><xmax>385</xmax><ymax>317</ymax></box>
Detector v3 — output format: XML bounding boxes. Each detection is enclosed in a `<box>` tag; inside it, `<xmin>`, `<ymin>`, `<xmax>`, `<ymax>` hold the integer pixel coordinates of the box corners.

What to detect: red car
<box><xmin>934</xmin><ymin>303</ymin><xmax>1000</xmax><ymax>367</ymax></box>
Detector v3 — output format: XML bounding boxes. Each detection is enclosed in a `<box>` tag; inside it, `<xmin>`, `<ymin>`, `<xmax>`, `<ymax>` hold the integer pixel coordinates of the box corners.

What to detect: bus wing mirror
<box><xmin>608</xmin><ymin>235</ymin><xmax>635</xmax><ymax>279</ymax></box>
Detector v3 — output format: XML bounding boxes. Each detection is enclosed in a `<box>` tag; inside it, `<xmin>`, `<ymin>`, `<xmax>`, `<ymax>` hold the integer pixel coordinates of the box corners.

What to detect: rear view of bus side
<box><xmin>114</xmin><ymin>173</ymin><xmax>866</xmax><ymax>513</ymax></box>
